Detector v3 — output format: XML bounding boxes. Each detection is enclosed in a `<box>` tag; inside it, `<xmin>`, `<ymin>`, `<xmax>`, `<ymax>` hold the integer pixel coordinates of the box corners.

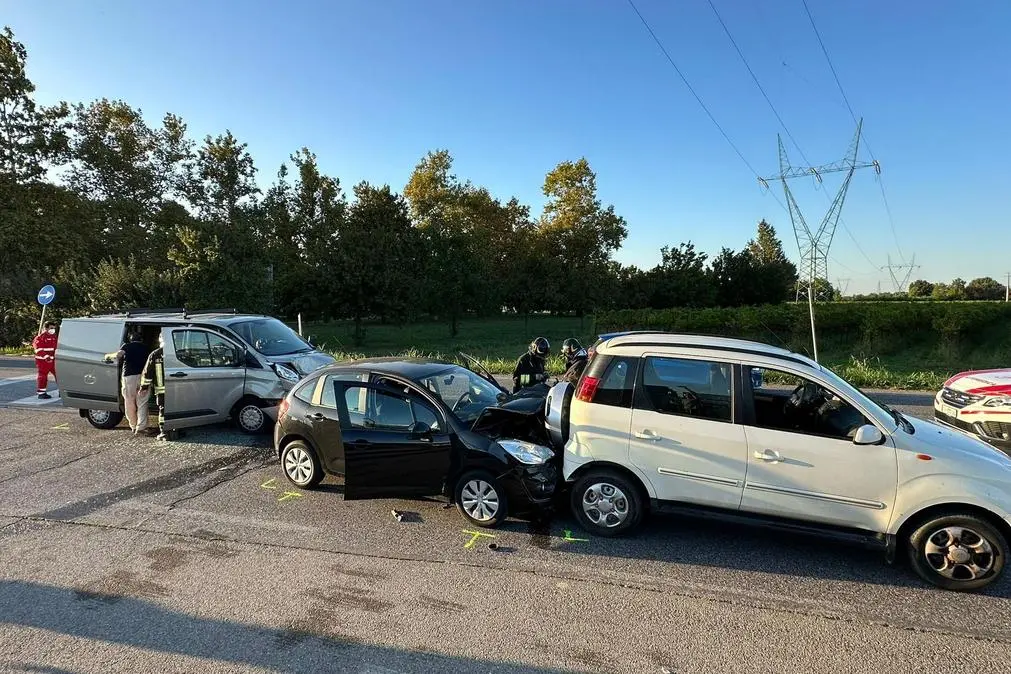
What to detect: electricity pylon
<box><xmin>760</xmin><ymin>119</ymin><xmax>879</xmax><ymax>303</ymax></box>
<box><xmin>882</xmin><ymin>254</ymin><xmax>919</xmax><ymax>293</ymax></box>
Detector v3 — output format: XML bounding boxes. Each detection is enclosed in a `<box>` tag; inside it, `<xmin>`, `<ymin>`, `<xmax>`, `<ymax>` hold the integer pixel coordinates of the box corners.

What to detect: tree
<box><xmin>965</xmin><ymin>277</ymin><xmax>1005</xmax><ymax>301</ymax></box>
<box><xmin>646</xmin><ymin>242</ymin><xmax>714</xmax><ymax>308</ymax></box>
<box><xmin>169</xmin><ymin>131</ymin><xmax>267</xmax><ymax>311</ymax></box>
<box><xmin>710</xmin><ymin>248</ymin><xmax>759</xmax><ymax>307</ymax></box>
<box><xmin>746</xmin><ymin>220</ymin><xmax>798</xmax><ymax>304</ymax></box>
<box><xmin>0</xmin><ymin>26</ymin><xmax>69</xmax><ymax>184</ymax></box>
<box><xmin>932</xmin><ymin>278</ymin><xmax>967</xmax><ymax>301</ymax></box>
<box><xmin>67</xmin><ymin>100</ymin><xmax>193</xmax><ymax>258</ymax></box>
<box><xmin>908</xmin><ymin>279</ymin><xmax>934</xmax><ymax>298</ymax></box>
<box><xmin>539</xmin><ymin>158</ymin><xmax>627</xmax><ymax>315</ymax></box>
<box><xmin>404</xmin><ymin>150</ymin><xmax>490</xmax><ymax>336</ymax></box>
<box><xmin>340</xmin><ymin>182</ymin><xmax>417</xmax><ymax>341</ymax></box>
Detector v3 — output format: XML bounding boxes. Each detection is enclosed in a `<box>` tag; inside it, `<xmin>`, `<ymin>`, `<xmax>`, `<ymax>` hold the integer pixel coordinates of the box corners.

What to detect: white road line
<box><xmin>0</xmin><ymin>375</ymin><xmax>36</xmax><ymax>387</ymax></box>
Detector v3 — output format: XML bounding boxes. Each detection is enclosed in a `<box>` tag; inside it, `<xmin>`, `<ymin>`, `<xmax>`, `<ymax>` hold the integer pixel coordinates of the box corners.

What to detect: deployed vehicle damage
<box><xmin>56</xmin><ymin>309</ymin><xmax>334</xmax><ymax>434</ymax></box>
<box><xmin>273</xmin><ymin>357</ymin><xmax>557</xmax><ymax>527</ymax></box>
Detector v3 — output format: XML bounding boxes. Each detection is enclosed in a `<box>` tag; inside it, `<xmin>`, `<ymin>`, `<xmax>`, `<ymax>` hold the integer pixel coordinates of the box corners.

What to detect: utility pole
<box><xmin>881</xmin><ymin>254</ymin><xmax>920</xmax><ymax>293</ymax></box>
<box><xmin>835</xmin><ymin>278</ymin><xmax>851</xmax><ymax>297</ymax></box>
<box><xmin>760</xmin><ymin>119</ymin><xmax>878</xmax><ymax>362</ymax></box>
<box><xmin>1006</xmin><ymin>272</ymin><xmax>1009</xmax><ymax>302</ymax></box>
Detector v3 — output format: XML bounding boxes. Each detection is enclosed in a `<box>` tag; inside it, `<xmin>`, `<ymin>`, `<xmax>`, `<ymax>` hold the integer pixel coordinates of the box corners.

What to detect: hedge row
<box><xmin>595</xmin><ymin>301</ymin><xmax>1011</xmax><ymax>355</ymax></box>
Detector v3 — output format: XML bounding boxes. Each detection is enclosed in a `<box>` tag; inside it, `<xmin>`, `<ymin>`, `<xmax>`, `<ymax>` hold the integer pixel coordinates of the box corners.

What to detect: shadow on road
<box><xmin>0</xmin><ymin>580</ymin><xmax>576</xmax><ymax>673</ymax></box>
<box><xmin>507</xmin><ymin>508</ymin><xmax>1011</xmax><ymax>598</ymax></box>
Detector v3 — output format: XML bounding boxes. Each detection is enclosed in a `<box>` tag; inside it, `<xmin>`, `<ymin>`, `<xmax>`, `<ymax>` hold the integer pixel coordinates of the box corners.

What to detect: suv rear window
<box><xmin>583</xmin><ymin>355</ymin><xmax>638</xmax><ymax>408</ymax></box>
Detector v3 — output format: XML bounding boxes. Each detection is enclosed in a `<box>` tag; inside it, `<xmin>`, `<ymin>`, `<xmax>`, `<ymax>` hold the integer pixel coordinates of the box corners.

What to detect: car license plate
<box><xmin>940</xmin><ymin>403</ymin><xmax>957</xmax><ymax>418</ymax></box>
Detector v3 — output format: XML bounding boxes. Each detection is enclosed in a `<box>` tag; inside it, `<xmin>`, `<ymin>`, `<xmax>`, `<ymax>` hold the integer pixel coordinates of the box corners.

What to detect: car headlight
<box><xmin>273</xmin><ymin>363</ymin><xmax>300</xmax><ymax>383</ymax></box>
<box><xmin>498</xmin><ymin>439</ymin><xmax>554</xmax><ymax>465</ymax></box>
<box><xmin>984</xmin><ymin>396</ymin><xmax>1011</xmax><ymax>408</ymax></box>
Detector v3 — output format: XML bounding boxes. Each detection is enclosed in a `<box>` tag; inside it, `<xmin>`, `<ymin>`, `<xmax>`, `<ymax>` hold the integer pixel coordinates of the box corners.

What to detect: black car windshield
<box><xmin>230</xmin><ymin>318</ymin><xmax>312</xmax><ymax>357</ymax></box>
<box><xmin>414</xmin><ymin>365</ymin><xmax>504</xmax><ymax>425</ymax></box>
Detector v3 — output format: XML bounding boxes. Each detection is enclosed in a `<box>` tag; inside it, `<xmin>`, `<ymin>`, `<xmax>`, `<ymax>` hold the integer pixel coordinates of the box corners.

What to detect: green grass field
<box><xmin>297</xmin><ymin>315</ymin><xmax>997</xmax><ymax>390</ymax></box>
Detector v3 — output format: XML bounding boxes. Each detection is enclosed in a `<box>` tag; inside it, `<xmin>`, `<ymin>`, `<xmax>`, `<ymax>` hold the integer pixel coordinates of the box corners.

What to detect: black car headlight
<box><xmin>497</xmin><ymin>439</ymin><xmax>554</xmax><ymax>465</ymax></box>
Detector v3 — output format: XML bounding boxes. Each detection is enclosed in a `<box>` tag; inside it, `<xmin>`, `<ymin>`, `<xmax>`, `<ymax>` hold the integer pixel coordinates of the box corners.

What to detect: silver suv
<box><xmin>56</xmin><ymin>310</ymin><xmax>334</xmax><ymax>433</ymax></box>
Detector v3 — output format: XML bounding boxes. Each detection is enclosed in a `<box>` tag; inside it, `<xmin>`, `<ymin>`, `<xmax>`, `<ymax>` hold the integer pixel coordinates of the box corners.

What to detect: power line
<box><xmin>625</xmin><ymin>0</ymin><xmax>765</xmax><ymax>179</ymax></box>
<box><xmin>801</xmin><ymin>0</ymin><xmax>905</xmax><ymax>262</ymax></box>
<box><xmin>626</xmin><ymin>0</ymin><xmax>881</xmax><ymax>286</ymax></box>
<box><xmin>706</xmin><ymin>0</ymin><xmax>880</xmax><ymax>277</ymax></box>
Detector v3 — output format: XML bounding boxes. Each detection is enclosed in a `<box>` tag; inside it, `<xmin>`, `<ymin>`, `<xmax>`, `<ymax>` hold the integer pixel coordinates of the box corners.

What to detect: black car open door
<box><xmin>333</xmin><ymin>380</ymin><xmax>453</xmax><ymax>501</ymax></box>
<box><xmin>458</xmin><ymin>352</ymin><xmax>509</xmax><ymax>395</ymax></box>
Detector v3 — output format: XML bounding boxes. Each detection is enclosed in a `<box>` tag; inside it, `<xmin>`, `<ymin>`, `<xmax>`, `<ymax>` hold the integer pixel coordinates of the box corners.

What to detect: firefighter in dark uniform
<box><xmin>512</xmin><ymin>337</ymin><xmax>550</xmax><ymax>393</ymax></box>
<box><xmin>560</xmin><ymin>338</ymin><xmax>588</xmax><ymax>384</ymax></box>
<box><xmin>139</xmin><ymin>336</ymin><xmax>169</xmax><ymax>441</ymax></box>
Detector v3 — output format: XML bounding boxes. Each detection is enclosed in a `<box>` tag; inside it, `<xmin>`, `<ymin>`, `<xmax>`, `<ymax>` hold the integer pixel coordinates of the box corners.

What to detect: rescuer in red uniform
<box><xmin>32</xmin><ymin>321</ymin><xmax>58</xmax><ymax>399</ymax></box>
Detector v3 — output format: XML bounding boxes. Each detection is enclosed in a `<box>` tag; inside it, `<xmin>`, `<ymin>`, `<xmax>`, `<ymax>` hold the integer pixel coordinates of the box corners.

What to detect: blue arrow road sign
<box><xmin>37</xmin><ymin>285</ymin><xmax>56</xmax><ymax>306</ymax></box>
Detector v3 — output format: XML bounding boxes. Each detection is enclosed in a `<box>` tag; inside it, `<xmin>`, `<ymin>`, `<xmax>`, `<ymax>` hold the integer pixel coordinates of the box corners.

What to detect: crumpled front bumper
<box><xmin>504</xmin><ymin>462</ymin><xmax>559</xmax><ymax>507</ymax></box>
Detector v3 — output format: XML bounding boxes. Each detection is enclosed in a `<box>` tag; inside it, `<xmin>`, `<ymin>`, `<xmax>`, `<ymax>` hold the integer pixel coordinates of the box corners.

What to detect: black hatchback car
<box><xmin>273</xmin><ymin>358</ymin><xmax>558</xmax><ymax>527</ymax></box>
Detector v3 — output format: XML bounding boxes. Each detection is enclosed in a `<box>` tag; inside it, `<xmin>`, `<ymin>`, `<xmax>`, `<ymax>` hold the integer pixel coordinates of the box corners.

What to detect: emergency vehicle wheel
<box><xmin>86</xmin><ymin>409</ymin><xmax>123</xmax><ymax>430</ymax></box>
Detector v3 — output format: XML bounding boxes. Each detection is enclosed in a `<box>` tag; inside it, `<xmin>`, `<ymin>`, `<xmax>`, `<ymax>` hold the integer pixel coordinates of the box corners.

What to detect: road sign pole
<box><xmin>38</xmin><ymin>304</ymin><xmax>46</xmax><ymax>337</ymax></box>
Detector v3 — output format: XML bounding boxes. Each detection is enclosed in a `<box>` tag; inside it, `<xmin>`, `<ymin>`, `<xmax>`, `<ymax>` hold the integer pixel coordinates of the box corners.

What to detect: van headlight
<box><xmin>273</xmin><ymin>363</ymin><xmax>300</xmax><ymax>383</ymax></box>
<box><xmin>984</xmin><ymin>397</ymin><xmax>1011</xmax><ymax>408</ymax></box>
<box><xmin>498</xmin><ymin>439</ymin><xmax>554</xmax><ymax>465</ymax></box>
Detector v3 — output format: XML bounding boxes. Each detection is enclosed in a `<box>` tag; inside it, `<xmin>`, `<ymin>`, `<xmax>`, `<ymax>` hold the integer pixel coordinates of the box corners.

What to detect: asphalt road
<box><xmin>4</xmin><ymin>360</ymin><xmax>1009</xmax><ymax>673</ymax></box>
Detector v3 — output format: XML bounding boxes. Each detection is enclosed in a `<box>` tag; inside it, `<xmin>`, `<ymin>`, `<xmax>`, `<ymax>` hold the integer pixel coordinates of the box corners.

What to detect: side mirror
<box><xmin>853</xmin><ymin>424</ymin><xmax>884</xmax><ymax>446</ymax></box>
<box><xmin>410</xmin><ymin>421</ymin><xmax>432</xmax><ymax>435</ymax></box>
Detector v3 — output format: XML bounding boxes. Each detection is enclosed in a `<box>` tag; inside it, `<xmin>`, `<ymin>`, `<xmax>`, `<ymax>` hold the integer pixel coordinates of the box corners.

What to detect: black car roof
<box><xmin>323</xmin><ymin>357</ymin><xmax>457</xmax><ymax>380</ymax></box>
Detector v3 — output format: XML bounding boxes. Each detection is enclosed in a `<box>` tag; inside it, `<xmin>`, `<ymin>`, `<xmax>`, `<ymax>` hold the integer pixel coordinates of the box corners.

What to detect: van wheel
<box><xmin>281</xmin><ymin>441</ymin><xmax>323</xmax><ymax>489</ymax></box>
<box><xmin>570</xmin><ymin>470</ymin><xmax>644</xmax><ymax>537</ymax></box>
<box><xmin>907</xmin><ymin>512</ymin><xmax>1007</xmax><ymax>591</ymax></box>
<box><xmin>455</xmin><ymin>471</ymin><xmax>508</xmax><ymax>528</ymax></box>
<box><xmin>86</xmin><ymin>409</ymin><xmax>123</xmax><ymax>430</ymax></box>
<box><xmin>235</xmin><ymin>400</ymin><xmax>267</xmax><ymax>434</ymax></box>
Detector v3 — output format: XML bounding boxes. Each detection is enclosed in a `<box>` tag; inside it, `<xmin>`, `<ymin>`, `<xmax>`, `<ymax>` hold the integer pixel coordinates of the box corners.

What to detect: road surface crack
<box><xmin>167</xmin><ymin>458</ymin><xmax>273</xmax><ymax>509</ymax></box>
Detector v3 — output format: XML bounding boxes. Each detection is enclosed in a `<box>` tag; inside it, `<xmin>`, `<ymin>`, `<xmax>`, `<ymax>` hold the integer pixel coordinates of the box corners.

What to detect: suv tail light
<box><xmin>576</xmin><ymin>376</ymin><xmax>601</xmax><ymax>402</ymax></box>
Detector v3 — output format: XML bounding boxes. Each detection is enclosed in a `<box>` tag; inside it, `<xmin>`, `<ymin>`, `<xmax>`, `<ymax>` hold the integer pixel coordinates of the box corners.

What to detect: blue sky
<box><xmin>7</xmin><ymin>0</ymin><xmax>1010</xmax><ymax>293</ymax></box>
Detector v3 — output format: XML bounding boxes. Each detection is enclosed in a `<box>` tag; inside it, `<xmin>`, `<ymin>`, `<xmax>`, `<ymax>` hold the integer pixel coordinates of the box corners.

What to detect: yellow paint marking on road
<box><xmin>278</xmin><ymin>491</ymin><xmax>303</xmax><ymax>502</ymax></box>
<box><xmin>561</xmin><ymin>530</ymin><xmax>589</xmax><ymax>543</ymax></box>
<box><xmin>260</xmin><ymin>478</ymin><xmax>277</xmax><ymax>490</ymax></box>
<box><xmin>51</xmin><ymin>423</ymin><xmax>69</xmax><ymax>430</ymax></box>
<box><xmin>462</xmin><ymin>529</ymin><xmax>496</xmax><ymax>549</ymax></box>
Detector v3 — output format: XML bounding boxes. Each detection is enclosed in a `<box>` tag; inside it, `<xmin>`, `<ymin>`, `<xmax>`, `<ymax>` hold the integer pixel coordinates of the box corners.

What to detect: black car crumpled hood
<box><xmin>470</xmin><ymin>395</ymin><xmax>551</xmax><ymax>446</ymax></box>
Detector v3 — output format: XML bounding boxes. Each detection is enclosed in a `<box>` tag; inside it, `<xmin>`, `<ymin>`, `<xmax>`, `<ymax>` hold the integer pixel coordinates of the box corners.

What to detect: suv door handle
<box><xmin>753</xmin><ymin>449</ymin><xmax>782</xmax><ymax>462</ymax></box>
<box><xmin>305</xmin><ymin>412</ymin><xmax>324</xmax><ymax>421</ymax></box>
<box><xmin>169</xmin><ymin>372</ymin><xmax>187</xmax><ymax>378</ymax></box>
<box><xmin>634</xmin><ymin>429</ymin><xmax>661</xmax><ymax>441</ymax></box>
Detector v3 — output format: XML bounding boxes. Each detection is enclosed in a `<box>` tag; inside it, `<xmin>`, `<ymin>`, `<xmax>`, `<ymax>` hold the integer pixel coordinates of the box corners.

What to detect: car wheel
<box><xmin>86</xmin><ymin>409</ymin><xmax>123</xmax><ymax>430</ymax></box>
<box><xmin>236</xmin><ymin>401</ymin><xmax>267</xmax><ymax>434</ymax></box>
<box><xmin>907</xmin><ymin>512</ymin><xmax>1007</xmax><ymax>591</ymax></box>
<box><xmin>455</xmin><ymin>471</ymin><xmax>508</xmax><ymax>528</ymax></box>
<box><xmin>281</xmin><ymin>441</ymin><xmax>323</xmax><ymax>489</ymax></box>
<box><xmin>570</xmin><ymin>470</ymin><xmax>644</xmax><ymax>537</ymax></box>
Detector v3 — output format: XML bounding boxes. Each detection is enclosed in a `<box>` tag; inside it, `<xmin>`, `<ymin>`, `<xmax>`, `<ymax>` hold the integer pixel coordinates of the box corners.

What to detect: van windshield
<box><xmin>229</xmin><ymin>318</ymin><xmax>312</xmax><ymax>357</ymax></box>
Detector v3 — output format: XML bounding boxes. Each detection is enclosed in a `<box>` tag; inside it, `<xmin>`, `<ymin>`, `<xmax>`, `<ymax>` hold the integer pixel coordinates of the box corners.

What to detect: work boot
<box><xmin>37</xmin><ymin>392</ymin><xmax>51</xmax><ymax>400</ymax></box>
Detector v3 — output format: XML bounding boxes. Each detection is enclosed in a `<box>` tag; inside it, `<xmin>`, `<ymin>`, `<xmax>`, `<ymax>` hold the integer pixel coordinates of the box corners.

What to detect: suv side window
<box><xmin>635</xmin><ymin>356</ymin><xmax>733</xmax><ymax>422</ymax></box>
<box><xmin>584</xmin><ymin>355</ymin><xmax>637</xmax><ymax>408</ymax></box>
<box><xmin>746</xmin><ymin>366</ymin><xmax>869</xmax><ymax>440</ymax></box>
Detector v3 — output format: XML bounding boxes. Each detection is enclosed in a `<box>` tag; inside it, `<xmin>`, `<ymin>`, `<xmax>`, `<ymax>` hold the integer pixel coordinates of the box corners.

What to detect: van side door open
<box><xmin>160</xmin><ymin>327</ymin><xmax>247</xmax><ymax>429</ymax></box>
<box><xmin>56</xmin><ymin>318</ymin><xmax>127</xmax><ymax>411</ymax></box>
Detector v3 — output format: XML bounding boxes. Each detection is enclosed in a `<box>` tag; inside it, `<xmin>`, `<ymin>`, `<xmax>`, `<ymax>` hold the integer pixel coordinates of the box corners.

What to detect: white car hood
<box><xmin>945</xmin><ymin>368</ymin><xmax>1011</xmax><ymax>396</ymax></box>
<box><xmin>907</xmin><ymin>415</ymin><xmax>1011</xmax><ymax>469</ymax></box>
